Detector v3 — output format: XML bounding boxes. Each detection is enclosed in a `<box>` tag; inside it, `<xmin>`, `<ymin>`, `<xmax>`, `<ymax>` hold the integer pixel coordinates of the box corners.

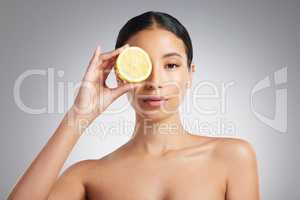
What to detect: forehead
<box><xmin>126</xmin><ymin>28</ymin><xmax>187</xmax><ymax>59</ymax></box>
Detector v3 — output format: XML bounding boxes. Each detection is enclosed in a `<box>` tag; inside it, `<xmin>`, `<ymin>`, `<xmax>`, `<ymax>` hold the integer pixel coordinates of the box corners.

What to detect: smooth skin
<box><xmin>7</xmin><ymin>27</ymin><xmax>260</xmax><ymax>200</ymax></box>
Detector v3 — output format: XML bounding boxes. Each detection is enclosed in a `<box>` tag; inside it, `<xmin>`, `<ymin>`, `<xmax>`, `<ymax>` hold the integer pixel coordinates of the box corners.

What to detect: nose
<box><xmin>144</xmin><ymin>81</ymin><xmax>163</xmax><ymax>90</ymax></box>
<box><xmin>144</xmin><ymin>65</ymin><xmax>163</xmax><ymax>90</ymax></box>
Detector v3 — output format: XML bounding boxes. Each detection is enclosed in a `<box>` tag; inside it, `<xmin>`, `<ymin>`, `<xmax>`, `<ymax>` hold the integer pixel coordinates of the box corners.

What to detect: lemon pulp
<box><xmin>115</xmin><ymin>46</ymin><xmax>152</xmax><ymax>83</ymax></box>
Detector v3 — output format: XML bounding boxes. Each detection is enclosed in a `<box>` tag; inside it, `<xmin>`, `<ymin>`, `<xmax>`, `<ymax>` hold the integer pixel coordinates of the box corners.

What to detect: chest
<box><xmin>85</xmin><ymin>159</ymin><xmax>227</xmax><ymax>200</ymax></box>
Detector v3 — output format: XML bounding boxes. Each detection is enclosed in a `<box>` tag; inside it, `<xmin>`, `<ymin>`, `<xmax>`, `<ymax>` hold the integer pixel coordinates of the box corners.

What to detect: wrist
<box><xmin>64</xmin><ymin>107</ymin><xmax>98</xmax><ymax>134</ymax></box>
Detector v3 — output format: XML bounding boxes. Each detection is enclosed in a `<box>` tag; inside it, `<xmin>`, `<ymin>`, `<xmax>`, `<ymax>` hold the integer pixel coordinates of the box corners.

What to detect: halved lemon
<box><xmin>115</xmin><ymin>46</ymin><xmax>152</xmax><ymax>83</ymax></box>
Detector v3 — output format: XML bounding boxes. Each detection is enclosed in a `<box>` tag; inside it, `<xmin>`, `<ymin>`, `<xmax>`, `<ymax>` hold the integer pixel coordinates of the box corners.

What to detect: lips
<box><xmin>139</xmin><ymin>95</ymin><xmax>169</xmax><ymax>107</ymax></box>
<box><xmin>142</xmin><ymin>96</ymin><xmax>167</xmax><ymax>101</ymax></box>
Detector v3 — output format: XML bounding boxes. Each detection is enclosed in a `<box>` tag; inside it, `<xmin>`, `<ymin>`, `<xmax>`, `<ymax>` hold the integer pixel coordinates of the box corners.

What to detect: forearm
<box><xmin>7</xmin><ymin>108</ymin><xmax>93</xmax><ymax>200</ymax></box>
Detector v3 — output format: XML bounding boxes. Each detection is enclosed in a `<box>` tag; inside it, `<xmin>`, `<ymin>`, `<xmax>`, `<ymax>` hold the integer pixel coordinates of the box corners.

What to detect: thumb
<box><xmin>111</xmin><ymin>82</ymin><xmax>141</xmax><ymax>99</ymax></box>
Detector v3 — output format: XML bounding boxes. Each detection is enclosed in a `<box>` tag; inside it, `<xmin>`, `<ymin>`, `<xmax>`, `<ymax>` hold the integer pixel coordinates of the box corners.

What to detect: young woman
<box><xmin>8</xmin><ymin>11</ymin><xmax>260</xmax><ymax>200</ymax></box>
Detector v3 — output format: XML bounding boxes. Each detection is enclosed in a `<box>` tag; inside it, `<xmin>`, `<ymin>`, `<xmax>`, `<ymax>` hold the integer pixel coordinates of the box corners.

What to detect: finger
<box><xmin>82</xmin><ymin>45</ymin><xmax>102</xmax><ymax>82</ymax></box>
<box><xmin>100</xmin><ymin>57</ymin><xmax>117</xmax><ymax>84</ymax></box>
<box><xmin>87</xmin><ymin>45</ymin><xmax>103</xmax><ymax>74</ymax></box>
<box><xmin>99</xmin><ymin>43</ymin><xmax>131</xmax><ymax>82</ymax></box>
<box><xmin>100</xmin><ymin>53</ymin><xmax>118</xmax><ymax>71</ymax></box>
<box><xmin>89</xmin><ymin>45</ymin><xmax>101</xmax><ymax>66</ymax></box>
<box><xmin>110</xmin><ymin>82</ymin><xmax>142</xmax><ymax>100</ymax></box>
<box><xmin>96</xmin><ymin>44</ymin><xmax>129</xmax><ymax>75</ymax></box>
<box><xmin>99</xmin><ymin>43</ymin><xmax>129</xmax><ymax>61</ymax></box>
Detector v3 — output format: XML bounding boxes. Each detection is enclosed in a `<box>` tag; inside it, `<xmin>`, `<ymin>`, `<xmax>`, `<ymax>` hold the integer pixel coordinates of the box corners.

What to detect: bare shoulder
<box><xmin>188</xmin><ymin>135</ymin><xmax>257</xmax><ymax>162</ymax></box>
<box><xmin>57</xmin><ymin>152</ymin><xmax>123</xmax><ymax>183</ymax></box>
<box><xmin>67</xmin><ymin>154</ymin><xmax>117</xmax><ymax>174</ymax></box>
<box><xmin>214</xmin><ymin>137</ymin><xmax>257</xmax><ymax>159</ymax></box>
<box><xmin>53</xmin><ymin>158</ymin><xmax>105</xmax><ymax>187</ymax></box>
<box><xmin>211</xmin><ymin>137</ymin><xmax>259</xmax><ymax>171</ymax></box>
<box><xmin>48</xmin><ymin>159</ymin><xmax>98</xmax><ymax>199</ymax></box>
<box><xmin>210</xmin><ymin>138</ymin><xmax>260</xmax><ymax>199</ymax></box>
<box><xmin>69</xmin><ymin>148</ymin><xmax>128</xmax><ymax>174</ymax></box>
<box><xmin>67</xmin><ymin>159</ymin><xmax>99</xmax><ymax>173</ymax></box>
<box><xmin>55</xmin><ymin>159</ymin><xmax>100</xmax><ymax>184</ymax></box>
<box><xmin>67</xmin><ymin>144</ymin><xmax>126</xmax><ymax>171</ymax></box>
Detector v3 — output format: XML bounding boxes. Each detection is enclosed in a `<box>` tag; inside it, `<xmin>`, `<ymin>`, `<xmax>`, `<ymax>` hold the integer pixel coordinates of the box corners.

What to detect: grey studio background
<box><xmin>0</xmin><ymin>0</ymin><xmax>299</xmax><ymax>199</ymax></box>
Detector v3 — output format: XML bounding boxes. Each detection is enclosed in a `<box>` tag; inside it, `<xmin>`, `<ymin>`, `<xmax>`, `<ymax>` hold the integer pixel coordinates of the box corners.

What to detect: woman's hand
<box><xmin>70</xmin><ymin>44</ymin><xmax>141</xmax><ymax>123</ymax></box>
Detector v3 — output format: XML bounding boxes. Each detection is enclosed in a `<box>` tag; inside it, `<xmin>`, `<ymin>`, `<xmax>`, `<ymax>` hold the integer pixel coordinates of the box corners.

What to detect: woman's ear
<box><xmin>191</xmin><ymin>63</ymin><xmax>196</xmax><ymax>72</ymax></box>
<box><xmin>187</xmin><ymin>63</ymin><xmax>196</xmax><ymax>89</ymax></box>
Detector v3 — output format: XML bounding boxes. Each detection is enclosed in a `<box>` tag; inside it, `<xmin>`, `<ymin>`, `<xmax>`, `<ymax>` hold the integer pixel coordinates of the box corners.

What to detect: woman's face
<box><xmin>116</xmin><ymin>28</ymin><xmax>195</xmax><ymax>120</ymax></box>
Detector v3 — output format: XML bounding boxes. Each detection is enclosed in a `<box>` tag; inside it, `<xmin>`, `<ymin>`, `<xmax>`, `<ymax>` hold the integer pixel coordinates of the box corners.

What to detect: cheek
<box><xmin>164</xmin><ymin>74</ymin><xmax>188</xmax><ymax>105</ymax></box>
<box><xmin>165</xmin><ymin>82</ymin><xmax>186</xmax><ymax>106</ymax></box>
<box><xmin>158</xmin><ymin>80</ymin><xmax>188</xmax><ymax>113</ymax></box>
<box><xmin>165</xmin><ymin>77</ymin><xmax>187</xmax><ymax>99</ymax></box>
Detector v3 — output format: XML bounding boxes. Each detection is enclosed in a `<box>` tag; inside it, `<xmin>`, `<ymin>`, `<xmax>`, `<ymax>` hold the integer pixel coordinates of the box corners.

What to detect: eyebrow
<box><xmin>162</xmin><ymin>52</ymin><xmax>183</xmax><ymax>59</ymax></box>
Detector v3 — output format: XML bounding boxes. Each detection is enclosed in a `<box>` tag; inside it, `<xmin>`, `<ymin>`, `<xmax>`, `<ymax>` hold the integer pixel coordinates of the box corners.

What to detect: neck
<box><xmin>129</xmin><ymin>111</ymin><xmax>192</xmax><ymax>156</ymax></box>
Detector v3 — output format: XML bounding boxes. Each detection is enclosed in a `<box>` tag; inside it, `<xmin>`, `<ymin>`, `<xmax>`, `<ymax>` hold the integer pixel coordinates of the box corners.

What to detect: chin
<box><xmin>137</xmin><ymin>111</ymin><xmax>172</xmax><ymax>122</ymax></box>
